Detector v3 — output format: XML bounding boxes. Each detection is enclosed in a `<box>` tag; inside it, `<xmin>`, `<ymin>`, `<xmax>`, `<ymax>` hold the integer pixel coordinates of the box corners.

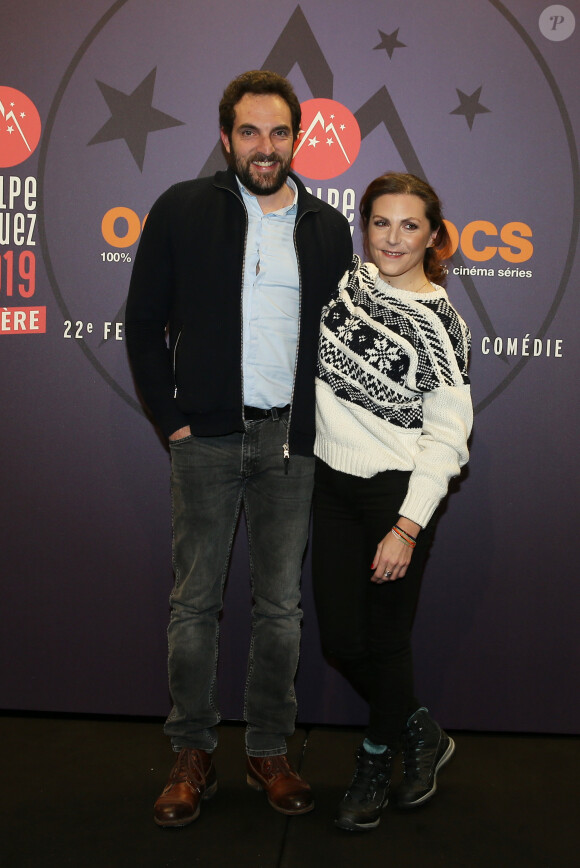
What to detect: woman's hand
<box><xmin>370</xmin><ymin>517</ymin><xmax>421</xmax><ymax>583</ymax></box>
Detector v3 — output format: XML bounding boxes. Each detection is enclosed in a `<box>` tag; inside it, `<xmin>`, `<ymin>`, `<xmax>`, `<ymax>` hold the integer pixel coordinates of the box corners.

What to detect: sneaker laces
<box><xmin>346</xmin><ymin>749</ymin><xmax>391</xmax><ymax>801</ymax></box>
<box><xmin>402</xmin><ymin>726</ymin><xmax>423</xmax><ymax>773</ymax></box>
<box><xmin>402</xmin><ymin>722</ymin><xmax>439</xmax><ymax>780</ymax></box>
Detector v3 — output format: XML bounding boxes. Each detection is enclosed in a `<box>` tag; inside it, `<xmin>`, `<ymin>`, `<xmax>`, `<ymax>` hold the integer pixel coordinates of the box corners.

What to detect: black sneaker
<box><xmin>395</xmin><ymin>707</ymin><xmax>455</xmax><ymax>808</ymax></box>
<box><xmin>335</xmin><ymin>746</ymin><xmax>393</xmax><ymax>832</ymax></box>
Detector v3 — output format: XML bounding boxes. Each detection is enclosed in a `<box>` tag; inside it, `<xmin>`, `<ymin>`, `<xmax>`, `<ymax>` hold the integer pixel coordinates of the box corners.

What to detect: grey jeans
<box><xmin>164</xmin><ymin>412</ymin><xmax>314</xmax><ymax>756</ymax></box>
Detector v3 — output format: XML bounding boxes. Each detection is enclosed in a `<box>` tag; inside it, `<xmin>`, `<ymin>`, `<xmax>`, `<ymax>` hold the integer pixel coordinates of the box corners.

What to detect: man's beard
<box><xmin>232</xmin><ymin>148</ymin><xmax>293</xmax><ymax>196</ymax></box>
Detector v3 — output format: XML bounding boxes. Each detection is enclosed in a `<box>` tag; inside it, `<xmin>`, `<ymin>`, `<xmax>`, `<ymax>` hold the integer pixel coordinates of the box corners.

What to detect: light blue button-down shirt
<box><xmin>238</xmin><ymin>177</ymin><xmax>299</xmax><ymax>409</ymax></box>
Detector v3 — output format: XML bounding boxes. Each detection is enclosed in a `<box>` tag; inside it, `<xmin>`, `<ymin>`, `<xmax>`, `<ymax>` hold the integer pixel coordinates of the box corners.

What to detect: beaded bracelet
<box><xmin>391</xmin><ymin>526</ymin><xmax>417</xmax><ymax>548</ymax></box>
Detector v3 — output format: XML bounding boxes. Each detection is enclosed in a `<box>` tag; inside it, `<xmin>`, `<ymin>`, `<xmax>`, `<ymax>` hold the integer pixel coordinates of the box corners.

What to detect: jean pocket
<box><xmin>169</xmin><ymin>434</ymin><xmax>194</xmax><ymax>447</ymax></box>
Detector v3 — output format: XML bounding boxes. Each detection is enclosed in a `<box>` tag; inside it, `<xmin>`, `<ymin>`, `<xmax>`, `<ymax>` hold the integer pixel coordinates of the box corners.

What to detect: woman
<box><xmin>313</xmin><ymin>172</ymin><xmax>472</xmax><ymax>832</ymax></box>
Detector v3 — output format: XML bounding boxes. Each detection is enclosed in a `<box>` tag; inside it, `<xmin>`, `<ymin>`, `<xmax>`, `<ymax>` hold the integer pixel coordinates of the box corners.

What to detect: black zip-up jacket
<box><xmin>125</xmin><ymin>168</ymin><xmax>353</xmax><ymax>456</ymax></box>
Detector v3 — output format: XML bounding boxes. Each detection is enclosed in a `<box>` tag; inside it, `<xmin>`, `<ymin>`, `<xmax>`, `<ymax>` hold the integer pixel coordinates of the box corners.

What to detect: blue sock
<box><xmin>363</xmin><ymin>738</ymin><xmax>388</xmax><ymax>755</ymax></box>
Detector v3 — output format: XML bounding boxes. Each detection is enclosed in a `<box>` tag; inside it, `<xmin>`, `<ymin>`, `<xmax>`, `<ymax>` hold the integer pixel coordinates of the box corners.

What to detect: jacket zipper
<box><xmin>173</xmin><ymin>330</ymin><xmax>182</xmax><ymax>398</ymax></box>
<box><xmin>283</xmin><ymin>208</ymin><xmax>310</xmax><ymax>474</ymax></box>
<box><xmin>231</xmin><ymin>185</ymin><xmax>248</xmax><ymax>429</ymax></box>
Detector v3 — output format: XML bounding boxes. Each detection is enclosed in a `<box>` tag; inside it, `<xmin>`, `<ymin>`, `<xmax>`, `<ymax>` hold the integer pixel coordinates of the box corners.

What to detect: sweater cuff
<box><xmin>399</xmin><ymin>485</ymin><xmax>442</xmax><ymax>529</ymax></box>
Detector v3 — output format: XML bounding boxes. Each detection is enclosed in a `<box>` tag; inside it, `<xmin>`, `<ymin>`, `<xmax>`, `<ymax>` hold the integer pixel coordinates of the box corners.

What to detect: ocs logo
<box><xmin>0</xmin><ymin>86</ymin><xmax>42</xmax><ymax>168</ymax></box>
<box><xmin>444</xmin><ymin>219</ymin><xmax>533</xmax><ymax>263</ymax></box>
<box><xmin>102</xmin><ymin>208</ymin><xmax>534</xmax><ymax>265</ymax></box>
<box><xmin>292</xmin><ymin>98</ymin><xmax>361</xmax><ymax>180</ymax></box>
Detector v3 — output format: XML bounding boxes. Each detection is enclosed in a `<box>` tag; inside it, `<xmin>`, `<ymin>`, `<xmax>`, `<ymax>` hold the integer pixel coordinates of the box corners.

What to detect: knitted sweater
<box><xmin>315</xmin><ymin>255</ymin><xmax>473</xmax><ymax>527</ymax></box>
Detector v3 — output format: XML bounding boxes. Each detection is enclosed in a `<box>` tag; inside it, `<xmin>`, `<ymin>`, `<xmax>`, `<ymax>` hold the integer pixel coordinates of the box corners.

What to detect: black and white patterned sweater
<box><xmin>315</xmin><ymin>255</ymin><xmax>473</xmax><ymax>527</ymax></box>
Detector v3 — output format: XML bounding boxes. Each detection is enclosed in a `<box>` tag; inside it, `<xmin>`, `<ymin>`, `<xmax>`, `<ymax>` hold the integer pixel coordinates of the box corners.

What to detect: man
<box><xmin>126</xmin><ymin>70</ymin><xmax>352</xmax><ymax>827</ymax></box>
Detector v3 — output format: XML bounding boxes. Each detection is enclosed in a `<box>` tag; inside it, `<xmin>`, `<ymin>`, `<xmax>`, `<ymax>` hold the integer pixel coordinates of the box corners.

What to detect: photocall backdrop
<box><xmin>1</xmin><ymin>0</ymin><xmax>579</xmax><ymax>734</ymax></box>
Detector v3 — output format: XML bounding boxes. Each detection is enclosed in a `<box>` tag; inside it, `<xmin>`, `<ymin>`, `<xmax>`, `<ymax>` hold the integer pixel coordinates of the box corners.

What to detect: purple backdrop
<box><xmin>1</xmin><ymin>0</ymin><xmax>579</xmax><ymax>733</ymax></box>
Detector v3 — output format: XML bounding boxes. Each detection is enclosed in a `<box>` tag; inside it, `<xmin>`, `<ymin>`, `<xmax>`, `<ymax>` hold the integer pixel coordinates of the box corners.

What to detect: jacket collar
<box><xmin>212</xmin><ymin>167</ymin><xmax>321</xmax><ymax>217</ymax></box>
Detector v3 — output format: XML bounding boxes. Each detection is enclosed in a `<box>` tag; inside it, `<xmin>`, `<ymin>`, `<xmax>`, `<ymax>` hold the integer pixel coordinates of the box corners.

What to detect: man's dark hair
<box><xmin>219</xmin><ymin>70</ymin><xmax>302</xmax><ymax>139</ymax></box>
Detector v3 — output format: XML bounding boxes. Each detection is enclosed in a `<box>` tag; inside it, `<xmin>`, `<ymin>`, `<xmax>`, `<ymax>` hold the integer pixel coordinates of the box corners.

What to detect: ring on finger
<box><xmin>384</xmin><ymin>569</ymin><xmax>393</xmax><ymax>578</ymax></box>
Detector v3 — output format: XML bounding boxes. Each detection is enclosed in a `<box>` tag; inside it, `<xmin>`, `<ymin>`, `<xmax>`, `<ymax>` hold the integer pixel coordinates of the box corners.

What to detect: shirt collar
<box><xmin>236</xmin><ymin>175</ymin><xmax>298</xmax><ymax>215</ymax></box>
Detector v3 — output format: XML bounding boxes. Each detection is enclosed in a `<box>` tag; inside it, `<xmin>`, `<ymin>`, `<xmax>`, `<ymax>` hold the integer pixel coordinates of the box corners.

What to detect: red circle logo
<box><xmin>0</xmin><ymin>86</ymin><xmax>42</xmax><ymax>168</ymax></box>
<box><xmin>292</xmin><ymin>98</ymin><xmax>361</xmax><ymax>181</ymax></box>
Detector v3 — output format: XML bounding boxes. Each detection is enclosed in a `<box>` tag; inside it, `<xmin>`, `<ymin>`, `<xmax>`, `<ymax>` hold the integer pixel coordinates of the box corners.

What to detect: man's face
<box><xmin>220</xmin><ymin>93</ymin><xmax>295</xmax><ymax>196</ymax></box>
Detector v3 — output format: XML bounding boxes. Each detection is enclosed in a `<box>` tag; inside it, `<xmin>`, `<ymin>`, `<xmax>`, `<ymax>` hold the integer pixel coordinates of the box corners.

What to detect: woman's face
<box><xmin>366</xmin><ymin>193</ymin><xmax>437</xmax><ymax>289</ymax></box>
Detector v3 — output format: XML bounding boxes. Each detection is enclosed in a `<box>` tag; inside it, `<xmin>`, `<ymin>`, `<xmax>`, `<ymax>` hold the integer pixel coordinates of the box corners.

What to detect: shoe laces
<box><xmin>346</xmin><ymin>749</ymin><xmax>391</xmax><ymax>800</ymax></box>
<box><xmin>402</xmin><ymin>723</ymin><xmax>437</xmax><ymax>777</ymax></box>
<box><xmin>170</xmin><ymin>749</ymin><xmax>206</xmax><ymax>786</ymax></box>
<box><xmin>260</xmin><ymin>755</ymin><xmax>293</xmax><ymax>778</ymax></box>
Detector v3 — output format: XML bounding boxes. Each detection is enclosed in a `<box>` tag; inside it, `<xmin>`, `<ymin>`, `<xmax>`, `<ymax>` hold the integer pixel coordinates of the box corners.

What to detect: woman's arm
<box><xmin>371</xmin><ymin>382</ymin><xmax>472</xmax><ymax>583</ymax></box>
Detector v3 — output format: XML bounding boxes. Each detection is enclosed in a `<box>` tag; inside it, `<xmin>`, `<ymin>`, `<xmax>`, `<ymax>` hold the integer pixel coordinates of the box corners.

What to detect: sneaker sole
<box><xmin>396</xmin><ymin>736</ymin><xmax>455</xmax><ymax>809</ymax></box>
<box><xmin>334</xmin><ymin>815</ymin><xmax>382</xmax><ymax>832</ymax></box>
<box><xmin>334</xmin><ymin>795</ymin><xmax>388</xmax><ymax>832</ymax></box>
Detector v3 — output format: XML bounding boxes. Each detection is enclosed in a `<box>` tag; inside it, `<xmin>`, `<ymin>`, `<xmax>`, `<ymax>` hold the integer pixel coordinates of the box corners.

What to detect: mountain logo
<box><xmin>292</xmin><ymin>98</ymin><xmax>361</xmax><ymax>180</ymax></box>
<box><xmin>0</xmin><ymin>86</ymin><xmax>42</xmax><ymax>168</ymax></box>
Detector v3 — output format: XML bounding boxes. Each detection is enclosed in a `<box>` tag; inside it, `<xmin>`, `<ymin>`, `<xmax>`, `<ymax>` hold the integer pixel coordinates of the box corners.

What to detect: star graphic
<box><xmin>326</xmin><ymin>137</ymin><xmax>334</xmax><ymax>146</ymax></box>
<box><xmin>88</xmin><ymin>68</ymin><xmax>184</xmax><ymax>171</ymax></box>
<box><xmin>450</xmin><ymin>86</ymin><xmax>491</xmax><ymax>130</ymax></box>
<box><xmin>308</xmin><ymin>136</ymin><xmax>319</xmax><ymax>147</ymax></box>
<box><xmin>373</xmin><ymin>28</ymin><xmax>406</xmax><ymax>59</ymax></box>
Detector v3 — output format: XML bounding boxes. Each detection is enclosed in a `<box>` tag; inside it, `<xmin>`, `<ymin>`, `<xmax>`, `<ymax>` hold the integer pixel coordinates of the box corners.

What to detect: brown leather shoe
<box><xmin>246</xmin><ymin>754</ymin><xmax>314</xmax><ymax>815</ymax></box>
<box><xmin>154</xmin><ymin>748</ymin><xmax>217</xmax><ymax>827</ymax></box>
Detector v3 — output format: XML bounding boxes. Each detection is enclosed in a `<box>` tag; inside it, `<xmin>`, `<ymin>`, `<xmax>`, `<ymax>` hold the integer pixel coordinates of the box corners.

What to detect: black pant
<box><xmin>312</xmin><ymin>460</ymin><xmax>436</xmax><ymax>748</ymax></box>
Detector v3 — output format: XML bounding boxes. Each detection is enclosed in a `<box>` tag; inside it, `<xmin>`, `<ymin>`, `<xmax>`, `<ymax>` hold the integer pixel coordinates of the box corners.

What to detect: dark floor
<box><xmin>1</xmin><ymin>714</ymin><xmax>578</xmax><ymax>867</ymax></box>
